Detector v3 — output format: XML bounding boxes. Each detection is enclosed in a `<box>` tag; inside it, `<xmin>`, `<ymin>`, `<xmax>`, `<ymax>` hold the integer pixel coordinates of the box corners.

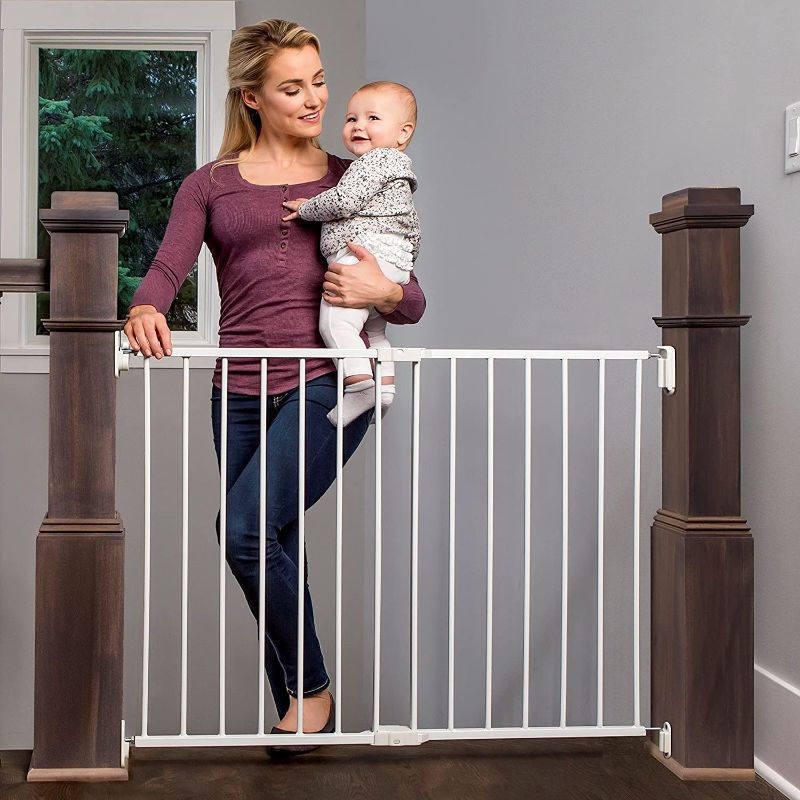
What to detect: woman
<box><xmin>123</xmin><ymin>19</ymin><xmax>426</xmax><ymax>754</ymax></box>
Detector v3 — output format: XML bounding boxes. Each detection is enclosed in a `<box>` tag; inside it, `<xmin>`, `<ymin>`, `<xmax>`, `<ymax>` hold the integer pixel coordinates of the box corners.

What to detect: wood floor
<box><xmin>0</xmin><ymin>739</ymin><xmax>788</xmax><ymax>799</ymax></box>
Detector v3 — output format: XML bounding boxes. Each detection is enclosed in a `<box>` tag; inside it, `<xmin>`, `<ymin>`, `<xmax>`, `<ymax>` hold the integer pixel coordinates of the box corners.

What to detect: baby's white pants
<box><xmin>319</xmin><ymin>246</ymin><xmax>411</xmax><ymax>379</ymax></box>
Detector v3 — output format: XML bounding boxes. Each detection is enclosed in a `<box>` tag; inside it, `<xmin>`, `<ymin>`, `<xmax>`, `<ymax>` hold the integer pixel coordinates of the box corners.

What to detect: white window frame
<box><xmin>0</xmin><ymin>0</ymin><xmax>235</xmax><ymax>373</ymax></box>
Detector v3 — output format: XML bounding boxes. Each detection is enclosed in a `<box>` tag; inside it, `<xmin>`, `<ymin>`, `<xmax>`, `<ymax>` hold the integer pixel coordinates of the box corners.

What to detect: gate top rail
<box><xmin>143</xmin><ymin>346</ymin><xmax>657</xmax><ymax>361</ymax></box>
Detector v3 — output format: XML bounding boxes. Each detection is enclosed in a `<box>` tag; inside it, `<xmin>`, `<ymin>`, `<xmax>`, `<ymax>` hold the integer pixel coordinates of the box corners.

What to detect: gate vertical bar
<box><xmin>560</xmin><ymin>358</ymin><xmax>569</xmax><ymax>728</ymax></box>
<box><xmin>297</xmin><ymin>359</ymin><xmax>306</xmax><ymax>734</ymax></box>
<box><xmin>335</xmin><ymin>359</ymin><xmax>344</xmax><ymax>733</ymax></box>
<box><xmin>258</xmin><ymin>359</ymin><xmax>267</xmax><ymax>735</ymax></box>
<box><xmin>410</xmin><ymin>360</ymin><xmax>421</xmax><ymax>730</ymax></box>
<box><xmin>485</xmin><ymin>358</ymin><xmax>494</xmax><ymax>728</ymax></box>
<box><xmin>447</xmin><ymin>358</ymin><xmax>457</xmax><ymax>731</ymax></box>
<box><xmin>633</xmin><ymin>359</ymin><xmax>642</xmax><ymax>728</ymax></box>
<box><xmin>219</xmin><ymin>359</ymin><xmax>228</xmax><ymax>735</ymax></box>
<box><xmin>30</xmin><ymin>193</ymin><xmax>129</xmax><ymax>781</ymax></box>
<box><xmin>373</xmin><ymin>360</ymin><xmax>383</xmax><ymax>731</ymax></box>
<box><xmin>596</xmin><ymin>359</ymin><xmax>605</xmax><ymax>727</ymax></box>
<box><xmin>523</xmin><ymin>357</ymin><xmax>532</xmax><ymax>728</ymax></box>
<box><xmin>141</xmin><ymin>358</ymin><xmax>152</xmax><ymax>738</ymax></box>
<box><xmin>649</xmin><ymin>188</ymin><xmax>754</xmax><ymax>778</ymax></box>
<box><xmin>180</xmin><ymin>358</ymin><xmax>190</xmax><ymax>735</ymax></box>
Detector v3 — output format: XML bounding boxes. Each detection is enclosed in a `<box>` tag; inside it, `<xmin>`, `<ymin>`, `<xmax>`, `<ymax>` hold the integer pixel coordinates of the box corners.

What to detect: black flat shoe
<box><xmin>268</xmin><ymin>693</ymin><xmax>335</xmax><ymax>758</ymax></box>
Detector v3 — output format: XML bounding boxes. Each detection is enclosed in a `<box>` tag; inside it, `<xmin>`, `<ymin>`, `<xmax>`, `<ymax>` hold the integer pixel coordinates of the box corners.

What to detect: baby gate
<box><xmin>124</xmin><ymin>343</ymin><xmax>675</xmax><ymax>754</ymax></box>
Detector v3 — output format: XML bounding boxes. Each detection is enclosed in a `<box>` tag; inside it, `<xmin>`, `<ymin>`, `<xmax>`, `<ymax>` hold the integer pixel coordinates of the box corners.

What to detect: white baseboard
<box><xmin>756</xmin><ymin>663</ymin><xmax>800</xmax><ymax>700</ymax></box>
<box><xmin>755</xmin><ymin>662</ymin><xmax>800</xmax><ymax>799</ymax></box>
<box><xmin>755</xmin><ymin>757</ymin><xmax>800</xmax><ymax>800</ymax></box>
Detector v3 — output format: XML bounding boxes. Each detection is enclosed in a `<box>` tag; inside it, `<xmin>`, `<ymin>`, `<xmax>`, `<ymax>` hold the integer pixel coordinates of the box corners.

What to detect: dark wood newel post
<box><xmin>28</xmin><ymin>192</ymin><xmax>129</xmax><ymax>782</ymax></box>
<box><xmin>648</xmin><ymin>188</ymin><xmax>754</xmax><ymax>781</ymax></box>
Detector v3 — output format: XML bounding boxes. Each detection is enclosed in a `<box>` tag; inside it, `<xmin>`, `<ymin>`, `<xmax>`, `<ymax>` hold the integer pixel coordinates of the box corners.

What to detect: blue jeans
<box><xmin>211</xmin><ymin>372</ymin><xmax>372</xmax><ymax>718</ymax></box>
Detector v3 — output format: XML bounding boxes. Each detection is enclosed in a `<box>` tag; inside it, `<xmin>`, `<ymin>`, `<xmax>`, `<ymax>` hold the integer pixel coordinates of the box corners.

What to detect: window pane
<box><xmin>36</xmin><ymin>48</ymin><xmax>198</xmax><ymax>334</ymax></box>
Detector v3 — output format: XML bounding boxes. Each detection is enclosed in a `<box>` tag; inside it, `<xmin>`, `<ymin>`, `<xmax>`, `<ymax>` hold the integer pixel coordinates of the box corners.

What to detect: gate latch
<box><xmin>376</xmin><ymin>347</ymin><xmax>425</xmax><ymax>363</ymax></box>
<box><xmin>373</xmin><ymin>725</ymin><xmax>430</xmax><ymax>746</ymax></box>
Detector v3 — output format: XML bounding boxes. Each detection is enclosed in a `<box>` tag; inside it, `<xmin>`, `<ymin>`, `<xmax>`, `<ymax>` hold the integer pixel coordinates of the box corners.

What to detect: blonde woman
<box><xmin>123</xmin><ymin>19</ymin><xmax>426</xmax><ymax>756</ymax></box>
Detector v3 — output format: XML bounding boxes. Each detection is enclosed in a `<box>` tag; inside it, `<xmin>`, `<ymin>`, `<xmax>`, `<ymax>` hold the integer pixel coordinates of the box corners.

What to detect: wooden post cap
<box><xmin>650</xmin><ymin>187</ymin><xmax>754</xmax><ymax>233</ymax></box>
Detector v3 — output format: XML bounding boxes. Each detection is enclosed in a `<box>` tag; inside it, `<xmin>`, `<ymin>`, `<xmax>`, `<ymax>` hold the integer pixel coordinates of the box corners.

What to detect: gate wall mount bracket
<box><xmin>645</xmin><ymin>722</ymin><xmax>672</xmax><ymax>758</ymax></box>
<box><xmin>651</xmin><ymin>345</ymin><xmax>676</xmax><ymax>395</ymax></box>
<box><xmin>115</xmin><ymin>331</ymin><xmax>131</xmax><ymax>378</ymax></box>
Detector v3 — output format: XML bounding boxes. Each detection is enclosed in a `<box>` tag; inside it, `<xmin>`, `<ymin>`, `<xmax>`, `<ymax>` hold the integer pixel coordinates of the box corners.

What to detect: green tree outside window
<box><xmin>37</xmin><ymin>48</ymin><xmax>198</xmax><ymax>334</ymax></box>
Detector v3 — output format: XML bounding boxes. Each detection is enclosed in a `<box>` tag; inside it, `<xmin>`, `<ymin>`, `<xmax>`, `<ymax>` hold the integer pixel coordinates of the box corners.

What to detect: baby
<box><xmin>282</xmin><ymin>81</ymin><xmax>420</xmax><ymax>427</ymax></box>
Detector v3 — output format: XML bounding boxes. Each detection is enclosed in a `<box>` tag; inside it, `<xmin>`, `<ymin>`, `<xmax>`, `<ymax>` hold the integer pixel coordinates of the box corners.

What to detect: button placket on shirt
<box><xmin>279</xmin><ymin>185</ymin><xmax>290</xmax><ymax>260</ymax></box>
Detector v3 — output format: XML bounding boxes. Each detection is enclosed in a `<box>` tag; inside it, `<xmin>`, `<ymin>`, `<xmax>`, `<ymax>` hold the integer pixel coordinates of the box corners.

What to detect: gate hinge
<box><xmin>373</xmin><ymin>725</ymin><xmax>430</xmax><ymax>746</ymax></box>
<box><xmin>645</xmin><ymin>722</ymin><xmax>672</xmax><ymax>758</ymax></box>
<box><xmin>650</xmin><ymin>345</ymin><xmax>675</xmax><ymax>395</ymax></box>
<box><xmin>121</xmin><ymin>719</ymin><xmax>131</xmax><ymax>768</ymax></box>
<box><xmin>115</xmin><ymin>331</ymin><xmax>131</xmax><ymax>378</ymax></box>
<box><xmin>376</xmin><ymin>347</ymin><xmax>425</xmax><ymax>363</ymax></box>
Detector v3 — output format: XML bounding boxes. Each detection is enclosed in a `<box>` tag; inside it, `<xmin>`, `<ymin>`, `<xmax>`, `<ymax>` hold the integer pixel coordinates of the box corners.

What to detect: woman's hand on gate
<box><xmin>123</xmin><ymin>304</ymin><xmax>173</xmax><ymax>359</ymax></box>
<box><xmin>323</xmin><ymin>241</ymin><xmax>403</xmax><ymax>313</ymax></box>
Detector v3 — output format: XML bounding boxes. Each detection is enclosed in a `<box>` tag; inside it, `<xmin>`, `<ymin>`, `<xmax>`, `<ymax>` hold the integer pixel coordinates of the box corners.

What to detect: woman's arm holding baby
<box><xmin>322</xmin><ymin>241</ymin><xmax>426</xmax><ymax>323</ymax></box>
<box><xmin>380</xmin><ymin>270</ymin><xmax>425</xmax><ymax>324</ymax></box>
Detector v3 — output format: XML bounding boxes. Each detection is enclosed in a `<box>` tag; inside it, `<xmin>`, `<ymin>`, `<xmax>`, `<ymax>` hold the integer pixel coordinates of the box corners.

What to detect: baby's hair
<box><xmin>355</xmin><ymin>81</ymin><xmax>417</xmax><ymax>149</ymax></box>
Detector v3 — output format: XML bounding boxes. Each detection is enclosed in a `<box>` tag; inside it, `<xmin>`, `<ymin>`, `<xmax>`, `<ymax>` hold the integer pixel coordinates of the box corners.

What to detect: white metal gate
<box><xmin>124</xmin><ymin>344</ymin><xmax>675</xmax><ymax>751</ymax></box>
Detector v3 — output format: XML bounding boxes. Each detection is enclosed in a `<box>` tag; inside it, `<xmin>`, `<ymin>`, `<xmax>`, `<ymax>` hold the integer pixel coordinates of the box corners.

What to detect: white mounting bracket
<box><xmin>376</xmin><ymin>347</ymin><xmax>426</xmax><ymax>363</ymax></box>
<box><xmin>373</xmin><ymin>725</ymin><xmax>430</xmax><ymax>746</ymax></box>
<box><xmin>658</xmin><ymin>721</ymin><xmax>672</xmax><ymax>758</ymax></box>
<box><xmin>121</xmin><ymin>719</ymin><xmax>131</xmax><ymax>768</ymax></box>
<box><xmin>654</xmin><ymin>345</ymin><xmax>676</xmax><ymax>395</ymax></box>
<box><xmin>114</xmin><ymin>330</ymin><xmax>130</xmax><ymax>378</ymax></box>
<box><xmin>645</xmin><ymin>721</ymin><xmax>672</xmax><ymax>758</ymax></box>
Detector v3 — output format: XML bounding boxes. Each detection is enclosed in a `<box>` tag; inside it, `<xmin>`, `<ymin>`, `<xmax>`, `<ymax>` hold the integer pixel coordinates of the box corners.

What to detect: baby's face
<box><xmin>342</xmin><ymin>89</ymin><xmax>409</xmax><ymax>157</ymax></box>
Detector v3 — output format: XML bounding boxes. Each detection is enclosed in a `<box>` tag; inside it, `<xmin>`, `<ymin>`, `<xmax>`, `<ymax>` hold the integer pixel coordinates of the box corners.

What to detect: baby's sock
<box><xmin>381</xmin><ymin>384</ymin><xmax>396</xmax><ymax>413</ymax></box>
<box><xmin>327</xmin><ymin>378</ymin><xmax>376</xmax><ymax>428</ymax></box>
<box><xmin>369</xmin><ymin>384</ymin><xmax>396</xmax><ymax>425</ymax></box>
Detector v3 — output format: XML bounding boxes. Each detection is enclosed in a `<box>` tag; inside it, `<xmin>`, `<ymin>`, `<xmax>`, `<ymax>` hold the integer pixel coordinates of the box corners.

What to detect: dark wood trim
<box><xmin>39</xmin><ymin>209</ymin><xmax>129</xmax><ymax>237</ymax></box>
<box><xmin>41</xmin><ymin>318</ymin><xmax>126</xmax><ymax>332</ymax></box>
<box><xmin>39</xmin><ymin>513</ymin><xmax>125</xmax><ymax>535</ymax></box>
<box><xmin>650</xmin><ymin>188</ymin><xmax>754</xmax><ymax>778</ymax></box>
<box><xmin>653</xmin><ymin>315</ymin><xmax>751</xmax><ymax>328</ymax></box>
<box><xmin>645</xmin><ymin>741</ymin><xmax>755</xmax><ymax>781</ymax></box>
<box><xmin>653</xmin><ymin>508</ymin><xmax>751</xmax><ymax>534</ymax></box>
<box><xmin>649</xmin><ymin>212</ymin><xmax>754</xmax><ymax>234</ymax></box>
<box><xmin>30</xmin><ymin>531</ymin><xmax>125</xmax><ymax>775</ymax></box>
<box><xmin>31</xmin><ymin>192</ymin><xmax>129</xmax><ymax>780</ymax></box>
<box><xmin>649</xmin><ymin>188</ymin><xmax>754</xmax><ymax>234</ymax></box>
<box><xmin>27</xmin><ymin>767</ymin><xmax>129</xmax><ymax>783</ymax></box>
<box><xmin>0</xmin><ymin>258</ymin><xmax>49</xmax><ymax>293</ymax></box>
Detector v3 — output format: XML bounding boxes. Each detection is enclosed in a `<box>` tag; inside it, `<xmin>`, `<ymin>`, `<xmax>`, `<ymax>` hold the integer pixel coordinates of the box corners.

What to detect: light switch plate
<box><xmin>785</xmin><ymin>102</ymin><xmax>800</xmax><ymax>174</ymax></box>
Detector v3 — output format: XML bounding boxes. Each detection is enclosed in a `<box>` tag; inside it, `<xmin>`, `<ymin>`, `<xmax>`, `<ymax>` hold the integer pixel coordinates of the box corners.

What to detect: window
<box><xmin>0</xmin><ymin>1</ymin><xmax>235</xmax><ymax>372</ymax></box>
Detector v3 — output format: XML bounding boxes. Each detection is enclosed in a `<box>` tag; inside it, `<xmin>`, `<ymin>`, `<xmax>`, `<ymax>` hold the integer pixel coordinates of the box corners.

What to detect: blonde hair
<box><xmin>212</xmin><ymin>19</ymin><xmax>323</xmax><ymax>179</ymax></box>
<box><xmin>355</xmin><ymin>81</ymin><xmax>417</xmax><ymax>149</ymax></box>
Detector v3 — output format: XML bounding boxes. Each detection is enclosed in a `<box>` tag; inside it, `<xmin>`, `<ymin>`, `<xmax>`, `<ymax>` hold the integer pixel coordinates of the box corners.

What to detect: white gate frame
<box><xmin>119</xmin><ymin>344</ymin><xmax>675</xmax><ymax>755</ymax></box>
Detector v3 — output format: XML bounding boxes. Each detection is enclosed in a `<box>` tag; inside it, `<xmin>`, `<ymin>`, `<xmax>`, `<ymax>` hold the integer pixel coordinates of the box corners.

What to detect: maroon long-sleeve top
<box><xmin>129</xmin><ymin>152</ymin><xmax>426</xmax><ymax>395</ymax></box>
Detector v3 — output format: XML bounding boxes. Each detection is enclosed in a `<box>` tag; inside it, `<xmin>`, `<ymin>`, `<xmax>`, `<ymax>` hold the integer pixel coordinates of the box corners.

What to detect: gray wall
<box><xmin>363</xmin><ymin>0</ymin><xmax>800</xmax><ymax>788</ymax></box>
<box><xmin>1</xmin><ymin>2</ymin><xmax>798</xmax><ymax>794</ymax></box>
<box><xmin>365</xmin><ymin>0</ymin><xmax>660</xmax><ymax>734</ymax></box>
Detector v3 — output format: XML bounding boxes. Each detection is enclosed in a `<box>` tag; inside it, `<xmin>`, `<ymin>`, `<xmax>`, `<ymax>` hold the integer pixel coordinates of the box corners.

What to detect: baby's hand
<box><xmin>282</xmin><ymin>198</ymin><xmax>308</xmax><ymax>221</ymax></box>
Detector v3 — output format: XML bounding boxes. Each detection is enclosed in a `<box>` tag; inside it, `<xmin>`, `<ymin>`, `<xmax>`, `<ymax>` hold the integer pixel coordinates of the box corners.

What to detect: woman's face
<box><xmin>242</xmin><ymin>44</ymin><xmax>328</xmax><ymax>142</ymax></box>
